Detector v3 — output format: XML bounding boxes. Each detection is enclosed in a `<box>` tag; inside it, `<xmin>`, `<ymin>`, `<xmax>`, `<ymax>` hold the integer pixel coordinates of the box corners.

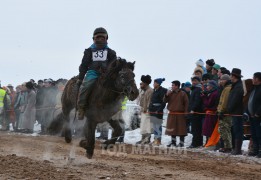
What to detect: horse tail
<box><xmin>48</xmin><ymin>112</ymin><xmax>65</xmax><ymax>135</ymax></box>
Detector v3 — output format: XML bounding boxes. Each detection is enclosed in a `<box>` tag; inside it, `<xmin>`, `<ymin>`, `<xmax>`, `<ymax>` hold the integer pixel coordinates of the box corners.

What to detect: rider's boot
<box><xmin>77</xmin><ymin>78</ymin><xmax>97</xmax><ymax>120</ymax></box>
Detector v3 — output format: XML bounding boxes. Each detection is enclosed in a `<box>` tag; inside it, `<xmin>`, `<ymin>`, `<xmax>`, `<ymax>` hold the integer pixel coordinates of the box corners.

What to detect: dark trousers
<box><xmin>232</xmin><ymin>116</ymin><xmax>243</xmax><ymax>140</ymax></box>
<box><xmin>250</xmin><ymin>117</ymin><xmax>261</xmax><ymax>147</ymax></box>
<box><xmin>191</xmin><ymin>114</ymin><xmax>203</xmax><ymax>147</ymax></box>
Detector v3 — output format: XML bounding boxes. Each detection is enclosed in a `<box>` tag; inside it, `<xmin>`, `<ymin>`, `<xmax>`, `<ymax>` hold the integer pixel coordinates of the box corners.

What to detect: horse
<box><xmin>51</xmin><ymin>58</ymin><xmax>139</xmax><ymax>159</ymax></box>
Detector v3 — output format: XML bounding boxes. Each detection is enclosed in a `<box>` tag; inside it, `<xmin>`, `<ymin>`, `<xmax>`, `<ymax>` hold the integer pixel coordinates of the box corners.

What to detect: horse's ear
<box><xmin>126</xmin><ymin>61</ymin><xmax>135</xmax><ymax>71</ymax></box>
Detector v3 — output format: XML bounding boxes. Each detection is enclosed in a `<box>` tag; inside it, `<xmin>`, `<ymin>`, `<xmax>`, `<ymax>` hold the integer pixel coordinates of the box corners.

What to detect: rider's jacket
<box><xmin>78</xmin><ymin>45</ymin><xmax>117</xmax><ymax>81</ymax></box>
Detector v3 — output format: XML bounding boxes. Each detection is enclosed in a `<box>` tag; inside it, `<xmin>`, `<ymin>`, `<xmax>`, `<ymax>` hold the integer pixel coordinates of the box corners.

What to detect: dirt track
<box><xmin>0</xmin><ymin>131</ymin><xmax>261</xmax><ymax>180</ymax></box>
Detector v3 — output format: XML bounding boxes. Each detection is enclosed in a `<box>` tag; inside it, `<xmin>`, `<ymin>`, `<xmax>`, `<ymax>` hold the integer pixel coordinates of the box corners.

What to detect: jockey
<box><xmin>77</xmin><ymin>27</ymin><xmax>117</xmax><ymax>120</ymax></box>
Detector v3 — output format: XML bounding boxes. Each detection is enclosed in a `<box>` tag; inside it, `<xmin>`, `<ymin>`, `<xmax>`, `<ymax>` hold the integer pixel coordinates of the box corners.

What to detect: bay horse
<box><xmin>58</xmin><ymin>58</ymin><xmax>139</xmax><ymax>158</ymax></box>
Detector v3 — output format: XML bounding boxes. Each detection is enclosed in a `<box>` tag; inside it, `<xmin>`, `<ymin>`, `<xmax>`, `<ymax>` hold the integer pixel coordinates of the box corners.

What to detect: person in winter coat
<box><xmin>77</xmin><ymin>27</ymin><xmax>117</xmax><ymax>120</ymax></box>
<box><xmin>7</xmin><ymin>84</ymin><xmax>16</xmax><ymax>130</ymax></box>
<box><xmin>0</xmin><ymin>85</ymin><xmax>10</xmax><ymax>130</ymax></box>
<box><xmin>149</xmin><ymin>78</ymin><xmax>167</xmax><ymax>146</ymax></box>
<box><xmin>39</xmin><ymin>79</ymin><xmax>58</xmax><ymax>134</ymax></box>
<box><xmin>136</xmin><ymin>75</ymin><xmax>153</xmax><ymax>145</ymax></box>
<box><xmin>194</xmin><ymin>59</ymin><xmax>207</xmax><ymax>76</ymax></box>
<box><xmin>202</xmin><ymin>73</ymin><xmax>211</xmax><ymax>92</ymax></box>
<box><xmin>227</xmin><ymin>68</ymin><xmax>244</xmax><ymax>155</ymax></box>
<box><xmin>188</xmin><ymin>76</ymin><xmax>204</xmax><ymax>148</ymax></box>
<box><xmin>205</xmin><ymin>59</ymin><xmax>215</xmax><ymax>79</ymax></box>
<box><xmin>14</xmin><ymin>85</ymin><xmax>22</xmax><ymax>130</ymax></box>
<box><xmin>217</xmin><ymin>74</ymin><xmax>233</xmax><ymax>153</ymax></box>
<box><xmin>19</xmin><ymin>82</ymin><xmax>36</xmax><ymax>134</ymax></box>
<box><xmin>244</xmin><ymin>72</ymin><xmax>261</xmax><ymax>158</ymax></box>
<box><xmin>201</xmin><ymin>80</ymin><xmax>219</xmax><ymax>144</ymax></box>
<box><xmin>212</xmin><ymin>64</ymin><xmax>221</xmax><ymax>83</ymax></box>
<box><xmin>17</xmin><ymin>83</ymin><xmax>28</xmax><ymax>130</ymax></box>
<box><xmin>1</xmin><ymin>87</ymin><xmax>11</xmax><ymax>130</ymax></box>
<box><xmin>164</xmin><ymin>80</ymin><xmax>189</xmax><ymax>147</ymax></box>
<box><xmin>181</xmin><ymin>82</ymin><xmax>192</xmax><ymax>99</ymax></box>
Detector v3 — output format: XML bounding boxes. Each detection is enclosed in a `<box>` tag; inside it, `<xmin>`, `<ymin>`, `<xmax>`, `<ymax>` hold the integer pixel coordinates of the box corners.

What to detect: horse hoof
<box><xmin>86</xmin><ymin>153</ymin><xmax>93</xmax><ymax>159</ymax></box>
<box><xmin>79</xmin><ymin>140</ymin><xmax>87</xmax><ymax>148</ymax></box>
<box><xmin>86</xmin><ymin>149</ymin><xmax>94</xmax><ymax>159</ymax></box>
<box><xmin>65</xmin><ymin>136</ymin><xmax>72</xmax><ymax>143</ymax></box>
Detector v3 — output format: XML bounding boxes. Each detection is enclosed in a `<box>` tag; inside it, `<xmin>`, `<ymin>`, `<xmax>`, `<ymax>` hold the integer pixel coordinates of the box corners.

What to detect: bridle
<box><xmin>110</xmin><ymin>78</ymin><xmax>135</xmax><ymax>95</ymax></box>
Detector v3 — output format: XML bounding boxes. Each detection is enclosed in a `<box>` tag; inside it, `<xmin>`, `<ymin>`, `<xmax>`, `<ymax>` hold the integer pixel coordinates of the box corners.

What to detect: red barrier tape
<box><xmin>2</xmin><ymin>107</ymin><xmax>243</xmax><ymax>117</ymax></box>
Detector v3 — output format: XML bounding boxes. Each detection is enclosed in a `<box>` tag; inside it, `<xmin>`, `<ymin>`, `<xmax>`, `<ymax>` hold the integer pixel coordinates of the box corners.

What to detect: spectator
<box><xmin>188</xmin><ymin>76</ymin><xmax>203</xmax><ymax>148</ymax></box>
<box><xmin>212</xmin><ymin>64</ymin><xmax>221</xmax><ymax>82</ymax></box>
<box><xmin>164</xmin><ymin>80</ymin><xmax>189</xmax><ymax>147</ymax></box>
<box><xmin>1</xmin><ymin>86</ymin><xmax>11</xmax><ymax>130</ymax></box>
<box><xmin>19</xmin><ymin>82</ymin><xmax>36</xmax><ymax>134</ymax></box>
<box><xmin>17</xmin><ymin>83</ymin><xmax>28</xmax><ymax>131</ymax></box>
<box><xmin>0</xmin><ymin>84</ymin><xmax>9</xmax><ymax>130</ymax></box>
<box><xmin>194</xmin><ymin>59</ymin><xmax>207</xmax><ymax>76</ymax></box>
<box><xmin>205</xmin><ymin>59</ymin><xmax>215</xmax><ymax>78</ymax></box>
<box><xmin>7</xmin><ymin>84</ymin><xmax>16</xmax><ymax>130</ymax></box>
<box><xmin>182</xmin><ymin>81</ymin><xmax>192</xmax><ymax>99</ymax></box>
<box><xmin>201</xmin><ymin>80</ymin><xmax>219</xmax><ymax>145</ymax></box>
<box><xmin>136</xmin><ymin>75</ymin><xmax>153</xmax><ymax>145</ymax></box>
<box><xmin>39</xmin><ymin>79</ymin><xmax>58</xmax><ymax>134</ymax></box>
<box><xmin>245</xmin><ymin>72</ymin><xmax>261</xmax><ymax>158</ymax></box>
<box><xmin>202</xmin><ymin>73</ymin><xmax>211</xmax><ymax>91</ymax></box>
<box><xmin>149</xmin><ymin>78</ymin><xmax>167</xmax><ymax>146</ymax></box>
<box><xmin>194</xmin><ymin>70</ymin><xmax>203</xmax><ymax>80</ymax></box>
<box><xmin>227</xmin><ymin>68</ymin><xmax>244</xmax><ymax>155</ymax></box>
<box><xmin>36</xmin><ymin>80</ymin><xmax>44</xmax><ymax>91</ymax></box>
<box><xmin>14</xmin><ymin>85</ymin><xmax>22</xmax><ymax>130</ymax></box>
<box><xmin>217</xmin><ymin>74</ymin><xmax>233</xmax><ymax>153</ymax></box>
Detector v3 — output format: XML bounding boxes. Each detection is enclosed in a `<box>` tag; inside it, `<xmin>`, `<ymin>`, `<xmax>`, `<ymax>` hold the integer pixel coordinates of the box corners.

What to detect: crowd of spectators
<box><xmin>136</xmin><ymin>58</ymin><xmax>261</xmax><ymax>158</ymax></box>
<box><xmin>0</xmin><ymin>78</ymin><xmax>67</xmax><ymax>134</ymax></box>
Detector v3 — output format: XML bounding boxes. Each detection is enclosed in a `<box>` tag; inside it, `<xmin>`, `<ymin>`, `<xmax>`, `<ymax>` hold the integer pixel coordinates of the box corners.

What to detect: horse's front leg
<box><xmin>80</xmin><ymin>118</ymin><xmax>97</xmax><ymax>159</ymax></box>
<box><xmin>103</xmin><ymin>119</ymin><xmax>123</xmax><ymax>148</ymax></box>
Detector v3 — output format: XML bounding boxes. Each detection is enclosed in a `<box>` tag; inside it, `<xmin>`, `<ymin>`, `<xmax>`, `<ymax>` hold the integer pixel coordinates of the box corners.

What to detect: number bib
<box><xmin>92</xmin><ymin>50</ymin><xmax>108</xmax><ymax>61</ymax></box>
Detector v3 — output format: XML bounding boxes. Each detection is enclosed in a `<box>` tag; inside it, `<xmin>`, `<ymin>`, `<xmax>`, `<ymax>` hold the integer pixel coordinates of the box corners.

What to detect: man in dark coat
<box><xmin>149</xmin><ymin>78</ymin><xmax>167</xmax><ymax>146</ymax></box>
<box><xmin>188</xmin><ymin>76</ymin><xmax>203</xmax><ymax>148</ymax></box>
<box><xmin>227</xmin><ymin>68</ymin><xmax>244</xmax><ymax>155</ymax></box>
<box><xmin>77</xmin><ymin>27</ymin><xmax>117</xmax><ymax>120</ymax></box>
<box><xmin>245</xmin><ymin>72</ymin><xmax>261</xmax><ymax>158</ymax></box>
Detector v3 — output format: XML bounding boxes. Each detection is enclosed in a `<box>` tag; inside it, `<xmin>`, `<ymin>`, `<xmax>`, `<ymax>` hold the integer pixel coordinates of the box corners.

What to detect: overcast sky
<box><xmin>1</xmin><ymin>0</ymin><xmax>261</xmax><ymax>88</ymax></box>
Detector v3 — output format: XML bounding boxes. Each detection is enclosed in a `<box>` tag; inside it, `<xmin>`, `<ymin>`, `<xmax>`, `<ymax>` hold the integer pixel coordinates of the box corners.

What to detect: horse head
<box><xmin>105</xmin><ymin>58</ymin><xmax>139</xmax><ymax>101</ymax></box>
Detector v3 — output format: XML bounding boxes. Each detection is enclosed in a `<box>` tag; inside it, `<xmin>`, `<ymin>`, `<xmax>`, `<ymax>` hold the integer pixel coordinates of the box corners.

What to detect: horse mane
<box><xmin>101</xmin><ymin>58</ymin><xmax>135</xmax><ymax>88</ymax></box>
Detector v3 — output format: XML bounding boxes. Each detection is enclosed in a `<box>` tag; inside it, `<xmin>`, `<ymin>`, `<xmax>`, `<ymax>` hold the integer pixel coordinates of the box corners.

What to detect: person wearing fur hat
<box><xmin>194</xmin><ymin>59</ymin><xmax>207</xmax><ymax>76</ymax></box>
<box><xmin>149</xmin><ymin>78</ymin><xmax>167</xmax><ymax>145</ymax></box>
<box><xmin>19</xmin><ymin>82</ymin><xmax>36</xmax><ymax>134</ymax></box>
<box><xmin>136</xmin><ymin>75</ymin><xmax>154</xmax><ymax>144</ymax></box>
<box><xmin>201</xmin><ymin>80</ymin><xmax>220</xmax><ymax>144</ymax></box>
<box><xmin>227</xmin><ymin>68</ymin><xmax>244</xmax><ymax>155</ymax></box>
<box><xmin>188</xmin><ymin>76</ymin><xmax>204</xmax><ymax>148</ymax></box>
<box><xmin>217</xmin><ymin>74</ymin><xmax>233</xmax><ymax>153</ymax></box>
<box><xmin>205</xmin><ymin>59</ymin><xmax>215</xmax><ymax>77</ymax></box>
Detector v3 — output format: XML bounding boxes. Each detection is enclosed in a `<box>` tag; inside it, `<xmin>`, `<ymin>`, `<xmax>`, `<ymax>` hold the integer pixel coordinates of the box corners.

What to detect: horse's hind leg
<box><xmin>63</xmin><ymin>106</ymin><xmax>73</xmax><ymax>143</ymax></box>
<box><xmin>80</xmin><ymin>118</ymin><xmax>97</xmax><ymax>159</ymax></box>
<box><xmin>103</xmin><ymin>119</ymin><xmax>124</xmax><ymax>148</ymax></box>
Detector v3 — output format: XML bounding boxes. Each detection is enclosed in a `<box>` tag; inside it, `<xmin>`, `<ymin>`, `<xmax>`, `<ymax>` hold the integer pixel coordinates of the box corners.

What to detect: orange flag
<box><xmin>205</xmin><ymin>120</ymin><xmax>220</xmax><ymax>147</ymax></box>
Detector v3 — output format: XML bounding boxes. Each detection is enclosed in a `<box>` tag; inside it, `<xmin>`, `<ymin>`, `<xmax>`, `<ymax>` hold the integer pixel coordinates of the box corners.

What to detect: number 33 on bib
<box><xmin>92</xmin><ymin>50</ymin><xmax>108</xmax><ymax>61</ymax></box>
